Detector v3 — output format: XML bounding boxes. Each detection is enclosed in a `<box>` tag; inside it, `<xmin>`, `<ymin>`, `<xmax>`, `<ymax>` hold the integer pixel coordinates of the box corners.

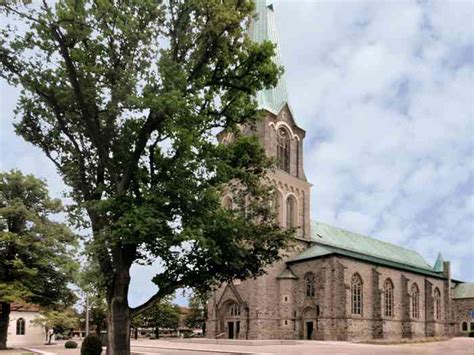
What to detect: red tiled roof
<box><xmin>10</xmin><ymin>302</ymin><xmax>41</xmax><ymax>312</ymax></box>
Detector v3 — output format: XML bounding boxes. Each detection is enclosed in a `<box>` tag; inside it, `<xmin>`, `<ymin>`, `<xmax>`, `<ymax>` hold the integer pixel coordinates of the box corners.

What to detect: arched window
<box><xmin>411</xmin><ymin>284</ymin><xmax>419</xmax><ymax>319</ymax></box>
<box><xmin>305</xmin><ymin>273</ymin><xmax>315</xmax><ymax>297</ymax></box>
<box><xmin>383</xmin><ymin>279</ymin><xmax>394</xmax><ymax>317</ymax></box>
<box><xmin>351</xmin><ymin>274</ymin><xmax>363</xmax><ymax>315</ymax></box>
<box><xmin>16</xmin><ymin>318</ymin><xmax>25</xmax><ymax>335</ymax></box>
<box><xmin>461</xmin><ymin>321</ymin><xmax>468</xmax><ymax>332</ymax></box>
<box><xmin>228</xmin><ymin>304</ymin><xmax>240</xmax><ymax>317</ymax></box>
<box><xmin>433</xmin><ymin>288</ymin><xmax>441</xmax><ymax>320</ymax></box>
<box><xmin>277</xmin><ymin>128</ymin><xmax>290</xmax><ymax>173</ymax></box>
<box><xmin>286</xmin><ymin>195</ymin><xmax>296</xmax><ymax>228</ymax></box>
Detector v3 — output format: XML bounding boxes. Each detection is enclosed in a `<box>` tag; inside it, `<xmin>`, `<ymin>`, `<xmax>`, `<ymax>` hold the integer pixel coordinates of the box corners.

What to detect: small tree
<box><xmin>0</xmin><ymin>2</ymin><xmax>292</xmax><ymax>354</ymax></box>
<box><xmin>132</xmin><ymin>298</ymin><xmax>180</xmax><ymax>339</ymax></box>
<box><xmin>185</xmin><ymin>290</ymin><xmax>209</xmax><ymax>330</ymax></box>
<box><xmin>33</xmin><ymin>309</ymin><xmax>79</xmax><ymax>344</ymax></box>
<box><xmin>0</xmin><ymin>170</ymin><xmax>78</xmax><ymax>349</ymax></box>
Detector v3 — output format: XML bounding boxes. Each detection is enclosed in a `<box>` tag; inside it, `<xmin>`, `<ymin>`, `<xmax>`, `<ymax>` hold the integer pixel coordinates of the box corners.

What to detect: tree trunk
<box><xmin>0</xmin><ymin>302</ymin><xmax>11</xmax><ymax>350</ymax></box>
<box><xmin>106</xmin><ymin>268</ymin><xmax>132</xmax><ymax>355</ymax></box>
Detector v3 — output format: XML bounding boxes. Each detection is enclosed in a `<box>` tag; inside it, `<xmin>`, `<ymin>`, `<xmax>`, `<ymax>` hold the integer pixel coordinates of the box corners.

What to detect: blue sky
<box><xmin>1</xmin><ymin>0</ymin><xmax>473</xmax><ymax>307</ymax></box>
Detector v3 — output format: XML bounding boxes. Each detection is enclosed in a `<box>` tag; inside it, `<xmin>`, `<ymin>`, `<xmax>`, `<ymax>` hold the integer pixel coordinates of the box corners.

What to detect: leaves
<box><xmin>0</xmin><ymin>0</ymin><xmax>290</xmax><ymax>318</ymax></box>
<box><xmin>0</xmin><ymin>170</ymin><xmax>78</xmax><ymax>307</ymax></box>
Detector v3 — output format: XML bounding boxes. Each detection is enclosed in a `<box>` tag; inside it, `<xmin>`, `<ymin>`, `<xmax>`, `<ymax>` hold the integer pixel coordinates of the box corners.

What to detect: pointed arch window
<box><xmin>411</xmin><ymin>284</ymin><xmax>420</xmax><ymax>319</ymax></box>
<box><xmin>305</xmin><ymin>273</ymin><xmax>315</xmax><ymax>297</ymax></box>
<box><xmin>277</xmin><ymin>128</ymin><xmax>290</xmax><ymax>173</ymax></box>
<box><xmin>228</xmin><ymin>304</ymin><xmax>240</xmax><ymax>317</ymax></box>
<box><xmin>384</xmin><ymin>279</ymin><xmax>394</xmax><ymax>317</ymax></box>
<box><xmin>286</xmin><ymin>196</ymin><xmax>296</xmax><ymax>228</ymax></box>
<box><xmin>351</xmin><ymin>274</ymin><xmax>363</xmax><ymax>315</ymax></box>
<box><xmin>434</xmin><ymin>288</ymin><xmax>441</xmax><ymax>320</ymax></box>
<box><xmin>16</xmin><ymin>318</ymin><xmax>25</xmax><ymax>335</ymax></box>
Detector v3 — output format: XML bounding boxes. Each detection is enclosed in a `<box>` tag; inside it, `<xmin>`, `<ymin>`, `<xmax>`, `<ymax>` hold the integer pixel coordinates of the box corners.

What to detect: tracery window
<box><xmin>411</xmin><ymin>284</ymin><xmax>420</xmax><ymax>319</ymax></box>
<box><xmin>286</xmin><ymin>196</ymin><xmax>296</xmax><ymax>228</ymax></box>
<box><xmin>383</xmin><ymin>279</ymin><xmax>394</xmax><ymax>317</ymax></box>
<box><xmin>305</xmin><ymin>273</ymin><xmax>315</xmax><ymax>297</ymax></box>
<box><xmin>277</xmin><ymin>128</ymin><xmax>290</xmax><ymax>173</ymax></box>
<box><xmin>351</xmin><ymin>274</ymin><xmax>363</xmax><ymax>315</ymax></box>
<box><xmin>228</xmin><ymin>304</ymin><xmax>240</xmax><ymax>317</ymax></box>
<box><xmin>433</xmin><ymin>287</ymin><xmax>441</xmax><ymax>320</ymax></box>
<box><xmin>16</xmin><ymin>318</ymin><xmax>25</xmax><ymax>335</ymax></box>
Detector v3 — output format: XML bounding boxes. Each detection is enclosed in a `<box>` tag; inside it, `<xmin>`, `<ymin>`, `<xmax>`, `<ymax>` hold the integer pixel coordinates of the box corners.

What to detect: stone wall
<box><xmin>452</xmin><ymin>298</ymin><xmax>474</xmax><ymax>336</ymax></box>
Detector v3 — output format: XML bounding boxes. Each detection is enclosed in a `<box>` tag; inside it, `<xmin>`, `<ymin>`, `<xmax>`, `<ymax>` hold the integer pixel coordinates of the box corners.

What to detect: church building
<box><xmin>205</xmin><ymin>0</ymin><xmax>474</xmax><ymax>341</ymax></box>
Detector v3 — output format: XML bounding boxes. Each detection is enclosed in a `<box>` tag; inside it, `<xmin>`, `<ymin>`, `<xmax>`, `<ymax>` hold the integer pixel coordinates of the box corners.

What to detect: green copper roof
<box><xmin>249</xmin><ymin>0</ymin><xmax>289</xmax><ymax>115</ymax></box>
<box><xmin>453</xmin><ymin>283</ymin><xmax>474</xmax><ymax>299</ymax></box>
<box><xmin>288</xmin><ymin>222</ymin><xmax>445</xmax><ymax>278</ymax></box>
<box><xmin>433</xmin><ymin>252</ymin><xmax>445</xmax><ymax>272</ymax></box>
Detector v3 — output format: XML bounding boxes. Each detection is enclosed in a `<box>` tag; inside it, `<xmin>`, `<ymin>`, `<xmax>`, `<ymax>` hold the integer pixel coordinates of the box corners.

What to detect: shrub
<box><xmin>81</xmin><ymin>334</ymin><xmax>102</xmax><ymax>355</ymax></box>
<box><xmin>65</xmin><ymin>340</ymin><xmax>78</xmax><ymax>349</ymax></box>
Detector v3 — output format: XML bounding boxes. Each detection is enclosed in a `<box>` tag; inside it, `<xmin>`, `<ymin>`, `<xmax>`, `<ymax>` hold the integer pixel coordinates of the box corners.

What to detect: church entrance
<box><xmin>227</xmin><ymin>321</ymin><xmax>240</xmax><ymax>339</ymax></box>
<box><xmin>228</xmin><ymin>321</ymin><xmax>234</xmax><ymax>339</ymax></box>
<box><xmin>305</xmin><ymin>321</ymin><xmax>314</xmax><ymax>340</ymax></box>
<box><xmin>220</xmin><ymin>302</ymin><xmax>241</xmax><ymax>339</ymax></box>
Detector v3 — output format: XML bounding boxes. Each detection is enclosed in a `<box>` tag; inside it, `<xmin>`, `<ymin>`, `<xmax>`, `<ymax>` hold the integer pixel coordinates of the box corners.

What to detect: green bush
<box><xmin>81</xmin><ymin>334</ymin><xmax>102</xmax><ymax>355</ymax></box>
<box><xmin>65</xmin><ymin>340</ymin><xmax>78</xmax><ymax>348</ymax></box>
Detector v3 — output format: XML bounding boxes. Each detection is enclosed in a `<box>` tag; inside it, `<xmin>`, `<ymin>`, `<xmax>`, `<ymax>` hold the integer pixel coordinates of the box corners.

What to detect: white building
<box><xmin>7</xmin><ymin>303</ymin><xmax>46</xmax><ymax>347</ymax></box>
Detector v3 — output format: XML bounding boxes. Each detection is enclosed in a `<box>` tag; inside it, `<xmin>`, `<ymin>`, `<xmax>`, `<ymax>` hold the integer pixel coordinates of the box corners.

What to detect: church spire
<box><xmin>433</xmin><ymin>252</ymin><xmax>444</xmax><ymax>272</ymax></box>
<box><xmin>249</xmin><ymin>0</ymin><xmax>289</xmax><ymax>115</ymax></box>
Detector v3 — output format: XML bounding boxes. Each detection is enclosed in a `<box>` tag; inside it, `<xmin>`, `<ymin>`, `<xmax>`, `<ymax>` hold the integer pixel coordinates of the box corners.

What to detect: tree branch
<box><xmin>130</xmin><ymin>283</ymin><xmax>181</xmax><ymax>317</ymax></box>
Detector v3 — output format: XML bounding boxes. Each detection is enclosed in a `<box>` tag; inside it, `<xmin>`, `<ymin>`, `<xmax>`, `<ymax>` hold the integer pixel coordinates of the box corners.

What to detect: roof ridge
<box><xmin>313</xmin><ymin>221</ymin><xmax>430</xmax><ymax>262</ymax></box>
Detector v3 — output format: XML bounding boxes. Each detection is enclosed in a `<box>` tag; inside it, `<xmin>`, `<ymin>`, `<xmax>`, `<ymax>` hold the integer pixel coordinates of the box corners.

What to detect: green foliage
<box><xmin>65</xmin><ymin>340</ymin><xmax>78</xmax><ymax>349</ymax></box>
<box><xmin>0</xmin><ymin>1</ymin><xmax>292</xmax><ymax>350</ymax></box>
<box><xmin>0</xmin><ymin>170</ymin><xmax>78</xmax><ymax>306</ymax></box>
<box><xmin>132</xmin><ymin>298</ymin><xmax>180</xmax><ymax>331</ymax></box>
<box><xmin>33</xmin><ymin>308</ymin><xmax>79</xmax><ymax>335</ymax></box>
<box><xmin>185</xmin><ymin>290</ymin><xmax>209</xmax><ymax>329</ymax></box>
<box><xmin>81</xmin><ymin>334</ymin><xmax>102</xmax><ymax>355</ymax></box>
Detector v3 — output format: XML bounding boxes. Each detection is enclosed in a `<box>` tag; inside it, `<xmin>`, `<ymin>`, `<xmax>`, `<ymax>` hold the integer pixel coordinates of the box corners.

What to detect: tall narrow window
<box><xmin>286</xmin><ymin>196</ymin><xmax>296</xmax><ymax>228</ymax></box>
<box><xmin>461</xmin><ymin>321</ymin><xmax>468</xmax><ymax>332</ymax></box>
<box><xmin>351</xmin><ymin>274</ymin><xmax>363</xmax><ymax>315</ymax></box>
<box><xmin>305</xmin><ymin>273</ymin><xmax>315</xmax><ymax>297</ymax></box>
<box><xmin>433</xmin><ymin>288</ymin><xmax>441</xmax><ymax>320</ymax></box>
<box><xmin>277</xmin><ymin>128</ymin><xmax>290</xmax><ymax>173</ymax></box>
<box><xmin>16</xmin><ymin>318</ymin><xmax>25</xmax><ymax>335</ymax></box>
<box><xmin>384</xmin><ymin>279</ymin><xmax>394</xmax><ymax>317</ymax></box>
<box><xmin>411</xmin><ymin>284</ymin><xmax>419</xmax><ymax>319</ymax></box>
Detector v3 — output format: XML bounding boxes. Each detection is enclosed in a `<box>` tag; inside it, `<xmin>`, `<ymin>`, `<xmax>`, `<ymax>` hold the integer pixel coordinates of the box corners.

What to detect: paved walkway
<box><xmin>130</xmin><ymin>337</ymin><xmax>474</xmax><ymax>355</ymax></box>
<box><xmin>3</xmin><ymin>338</ymin><xmax>472</xmax><ymax>354</ymax></box>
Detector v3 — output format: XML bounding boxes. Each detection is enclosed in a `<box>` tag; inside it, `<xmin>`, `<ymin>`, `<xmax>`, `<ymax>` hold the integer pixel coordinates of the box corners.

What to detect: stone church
<box><xmin>206</xmin><ymin>0</ymin><xmax>474</xmax><ymax>342</ymax></box>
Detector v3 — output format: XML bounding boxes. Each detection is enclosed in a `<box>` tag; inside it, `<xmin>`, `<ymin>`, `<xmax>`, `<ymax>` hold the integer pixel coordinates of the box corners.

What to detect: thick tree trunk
<box><xmin>0</xmin><ymin>302</ymin><xmax>11</xmax><ymax>349</ymax></box>
<box><xmin>106</xmin><ymin>268</ymin><xmax>132</xmax><ymax>355</ymax></box>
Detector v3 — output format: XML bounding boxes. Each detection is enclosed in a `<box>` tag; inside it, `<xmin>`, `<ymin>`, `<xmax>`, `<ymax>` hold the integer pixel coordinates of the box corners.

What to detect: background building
<box><xmin>5</xmin><ymin>302</ymin><xmax>45</xmax><ymax>347</ymax></box>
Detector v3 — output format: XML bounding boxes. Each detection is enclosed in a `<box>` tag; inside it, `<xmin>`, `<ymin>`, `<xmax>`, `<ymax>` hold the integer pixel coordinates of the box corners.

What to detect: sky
<box><xmin>1</xmin><ymin>0</ymin><xmax>473</xmax><ymax>307</ymax></box>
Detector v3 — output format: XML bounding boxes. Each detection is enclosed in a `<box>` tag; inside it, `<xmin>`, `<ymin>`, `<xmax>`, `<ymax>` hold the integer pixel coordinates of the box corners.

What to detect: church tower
<box><xmin>219</xmin><ymin>0</ymin><xmax>312</xmax><ymax>240</ymax></box>
<box><xmin>207</xmin><ymin>0</ymin><xmax>312</xmax><ymax>340</ymax></box>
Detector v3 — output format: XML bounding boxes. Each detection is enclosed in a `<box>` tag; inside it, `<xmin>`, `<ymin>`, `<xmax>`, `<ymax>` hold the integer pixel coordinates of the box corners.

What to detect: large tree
<box><xmin>0</xmin><ymin>1</ymin><xmax>292</xmax><ymax>353</ymax></box>
<box><xmin>0</xmin><ymin>170</ymin><xmax>77</xmax><ymax>349</ymax></box>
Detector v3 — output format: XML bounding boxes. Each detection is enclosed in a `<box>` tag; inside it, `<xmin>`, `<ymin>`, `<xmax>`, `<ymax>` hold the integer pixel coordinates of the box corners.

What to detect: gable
<box><xmin>216</xmin><ymin>282</ymin><xmax>244</xmax><ymax>308</ymax></box>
